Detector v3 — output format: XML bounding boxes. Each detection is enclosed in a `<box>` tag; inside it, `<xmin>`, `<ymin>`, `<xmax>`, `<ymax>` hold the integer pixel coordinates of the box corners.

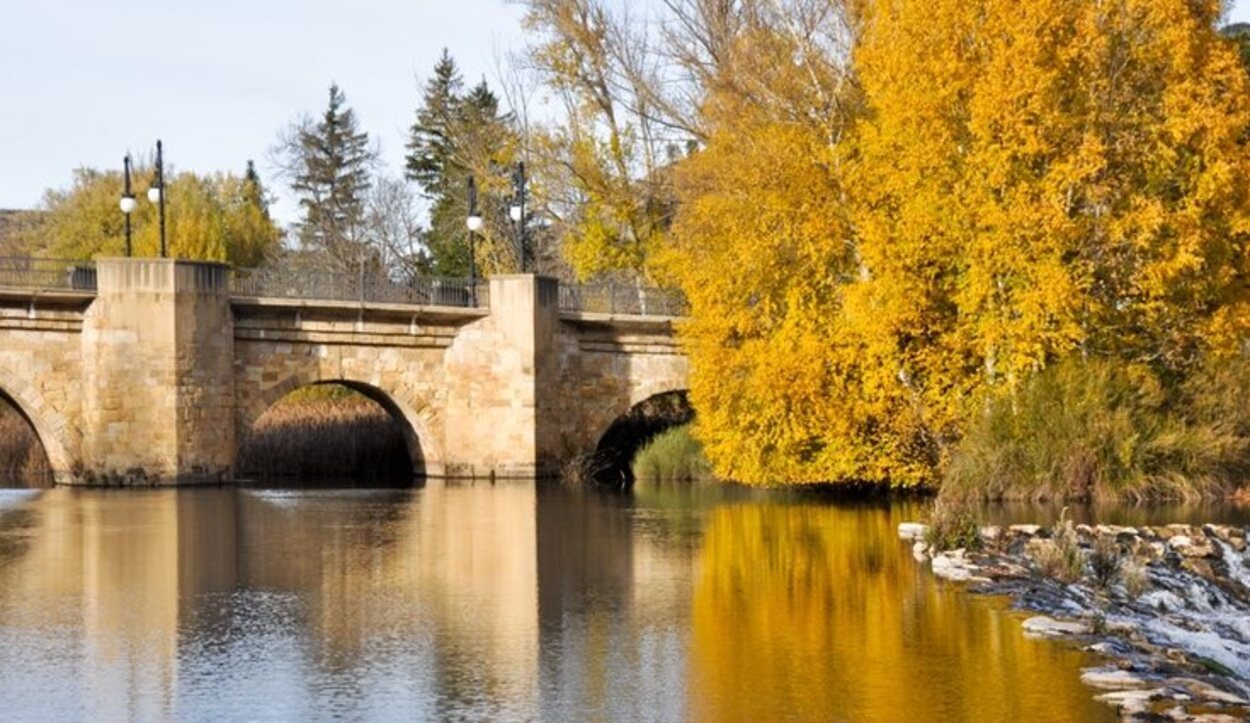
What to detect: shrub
<box><xmin>632</xmin><ymin>424</ymin><xmax>711</xmax><ymax>482</ymax></box>
<box><xmin>943</xmin><ymin>357</ymin><xmax>1250</xmax><ymax>502</ymax></box>
<box><xmin>1031</xmin><ymin>509</ymin><xmax>1084</xmax><ymax>582</ymax></box>
<box><xmin>1089</xmin><ymin>536</ymin><xmax>1123</xmax><ymax>590</ymax></box>
<box><xmin>924</xmin><ymin>497</ymin><xmax>982</xmax><ymax>552</ymax></box>
<box><xmin>1120</xmin><ymin>559</ymin><xmax>1150</xmax><ymax>597</ymax></box>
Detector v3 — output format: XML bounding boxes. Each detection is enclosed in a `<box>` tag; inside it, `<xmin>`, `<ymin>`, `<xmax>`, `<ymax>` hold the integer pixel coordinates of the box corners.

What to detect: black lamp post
<box><xmin>509</xmin><ymin>162</ymin><xmax>530</xmax><ymax>273</ymax></box>
<box><xmin>119</xmin><ymin>155</ymin><xmax>136</xmax><ymax>257</ymax></box>
<box><xmin>465</xmin><ymin>175</ymin><xmax>482</xmax><ymax>306</ymax></box>
<box><xmin>147</xmin><ymin>140</ymin><xmax>167</xmax><ymax>258</ymax></box>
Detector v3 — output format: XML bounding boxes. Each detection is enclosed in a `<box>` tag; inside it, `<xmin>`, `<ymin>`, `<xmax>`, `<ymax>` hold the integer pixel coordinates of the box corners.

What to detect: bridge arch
<box><xmin>590</xmin><ymin>388</ymin><xmax>694</xmax><ymax>485</ymax></box>
<box><xmin>0</xmin><ymin>363</ymin><xmax>80</xmax><ymax>481</ymax></box>
<box><xmin>239</xmin><ymin>371</ymin><xmax>445</xmax><ymax>480</ymax></box>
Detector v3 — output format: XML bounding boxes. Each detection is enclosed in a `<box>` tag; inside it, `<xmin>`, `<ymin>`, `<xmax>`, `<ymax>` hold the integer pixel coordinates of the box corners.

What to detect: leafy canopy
<box><xmin>13</xmin><ymin>163</ymin><xmax>280</xmax><ymax>266</ymax></box>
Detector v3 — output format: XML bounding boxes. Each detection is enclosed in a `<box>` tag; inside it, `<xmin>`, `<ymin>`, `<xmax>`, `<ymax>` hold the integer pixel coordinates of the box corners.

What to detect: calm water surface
<box><xmin>1</xmin><ymin>482</ymin><xmax>1206</xmax><ymax>722</ymax></box>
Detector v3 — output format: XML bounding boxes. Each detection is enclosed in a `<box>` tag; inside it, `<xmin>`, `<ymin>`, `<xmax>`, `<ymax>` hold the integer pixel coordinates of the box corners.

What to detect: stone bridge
<box><xmin>0</xmin><ymin>258</ymin><xmax>688</xmax><ymax>485</ymax></box>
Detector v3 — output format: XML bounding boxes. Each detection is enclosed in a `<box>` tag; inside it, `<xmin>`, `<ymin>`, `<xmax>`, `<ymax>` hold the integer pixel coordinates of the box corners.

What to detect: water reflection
<box><xmin>689</xmin><ymin>502</ymin><xmax>1109</xmax><ymax>722</ymax></box>
<box><xmin>0</xmin><ymin>484</ymin><xmax>1119</xmax><ymax>722</ymax></box>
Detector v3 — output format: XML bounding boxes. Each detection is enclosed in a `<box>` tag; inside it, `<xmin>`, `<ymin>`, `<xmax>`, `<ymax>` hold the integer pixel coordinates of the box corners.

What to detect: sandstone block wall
<box><xmin>0</xmin><ymin>297</ymin><xmax>87</xmax><ymax>479</ymax></box>
<box><xmin>549</xmin><ymin>316</ymin><xmax>690</xmax><ymax>457</ymax></box>
<box><xmin>80</xmin><ymin>259</ymin><xmax>233</xmax><ymax>484</ymax></box>
<box><xmin>232</xmin><ymin>302</ymin><xmax>464</xmax><ymax>476</ymax></box>
<box><xmin>442</xmin><ymin>275</ymin><xmax>557</xmax><ymax>478</ymax></box>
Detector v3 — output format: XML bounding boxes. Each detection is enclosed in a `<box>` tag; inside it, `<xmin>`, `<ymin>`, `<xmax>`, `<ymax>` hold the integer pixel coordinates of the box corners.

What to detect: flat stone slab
<box><xmin>1022</xmin><ymin>615</ymin><xmax>1091</xmax><ymax>638</ymax></box>
<box><xmin>1079</xmin><ymin>667</ymin><xmax>1150</xmax><ymax>690</ymax></box>
<box><xmin>897</xmin><ymin>522</ymin><xmax>928</xmax><ymax>541</ymax></box>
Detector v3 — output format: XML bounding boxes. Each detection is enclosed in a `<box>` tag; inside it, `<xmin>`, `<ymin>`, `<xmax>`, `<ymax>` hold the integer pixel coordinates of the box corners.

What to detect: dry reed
<box><xmin>0</xmin><ymin>404</ymin><xmax>51</xmax><ymax>486</ymax></box>
<box><xmin>237</xmin><ymin>392</ymin><xmax>413</xmax><ymax>483</ymax></box>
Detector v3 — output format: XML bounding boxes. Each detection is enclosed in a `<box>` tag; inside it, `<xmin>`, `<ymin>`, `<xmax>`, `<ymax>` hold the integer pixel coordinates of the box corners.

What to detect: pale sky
<box><xmin>2</xmin><ymin>0</ymin><xmax>1250</xmax><ymax>226</ymax></box>
<box><xmin>0</xmin><ymin>0</ymin><xmax>540</xmax><ymax>224</ymax></box>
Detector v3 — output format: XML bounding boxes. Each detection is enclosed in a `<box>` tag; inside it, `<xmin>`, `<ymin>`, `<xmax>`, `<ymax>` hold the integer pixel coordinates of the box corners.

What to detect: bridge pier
<box><xmin>78</xmin><ymin>259</ymin><xmax>235</xmax><ymax>485</ymax></box>
<box><xmin>443</xmin><ymin>275</ymin><xmax>563</xmax><ymax>478</ymax></box>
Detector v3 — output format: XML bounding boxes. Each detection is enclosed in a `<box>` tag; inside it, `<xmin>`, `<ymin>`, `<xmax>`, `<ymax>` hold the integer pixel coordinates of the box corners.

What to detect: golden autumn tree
<box><xmin>855</xmin><ymin>0</ymin><xmax>1250</xmax><ymax>373</ymax></box>
<box><xmin>667</xmin><ymin>0</ymin><xmax>1250</xmax><ymax>486</ymax></box>
<box><xmin>523</xmin><ymin>0</ymin><xmax>680</xmax><ymax>281</ymax></box>
<box><xmin>16</xmin><ymin>166</ymin><xmax>282</xmax><ymax>266</ymax></box>
<box><xmin>661</xmin><ymin>9</ymin><xmax>911</xmax><ymax>484</ymax></box>
<box><xmin>846</xmin><ymin>0</ymin><xmax>1250</xmax><ymax>480</ymax></box>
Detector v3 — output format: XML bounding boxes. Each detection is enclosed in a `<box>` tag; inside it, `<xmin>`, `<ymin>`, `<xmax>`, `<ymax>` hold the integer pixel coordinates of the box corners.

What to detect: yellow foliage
<box><xmin>14</xmin><ymin>167</ymin><xmax>281</xmax><ymax>266</ymax></box>
<box><xmin>666</xmin><ymin>0</ymin><xmax>1250</xmax><ymax>485</ymax></box>
<box><xmin>690</xmin><ymin>503</ymin><xmax>1112</xmax><ymax>721</ymax></box>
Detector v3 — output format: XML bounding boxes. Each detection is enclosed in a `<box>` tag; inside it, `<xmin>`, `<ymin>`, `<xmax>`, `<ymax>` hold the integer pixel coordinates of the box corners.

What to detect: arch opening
<box><xmin>0</xmin><ymin>391</ymin><xmax>53</xmax><ymax>488</ymax></box>
<box><xmin>591</xmin><ymin>390</ymin><xmax>695</xmax><ymax>486</ymax></box>
<box><xmin>238</xmin><ymin>382</ymin><xmax>424</xmax><ymax>486</ymax></box>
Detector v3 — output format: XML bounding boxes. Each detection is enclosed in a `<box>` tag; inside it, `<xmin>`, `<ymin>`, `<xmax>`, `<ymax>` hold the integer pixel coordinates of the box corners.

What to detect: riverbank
<box><xmin>899</xmin><ymin>518</ymin><xmax>1250</xmax><ymax>721</ymax></box>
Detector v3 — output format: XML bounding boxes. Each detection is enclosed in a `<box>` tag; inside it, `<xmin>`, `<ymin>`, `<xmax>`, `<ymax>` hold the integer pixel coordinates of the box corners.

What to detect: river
<box><xmin>4</xmin><ymin>482</ymin><xmax>1237</xmax><ymax>722</ymax></box>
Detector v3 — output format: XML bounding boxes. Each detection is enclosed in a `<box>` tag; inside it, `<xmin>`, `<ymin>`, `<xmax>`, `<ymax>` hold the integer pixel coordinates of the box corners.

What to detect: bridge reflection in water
<box><xmin>0</xmin><ymin>484</ymin><xmax>1113</xmax><ymax>722</ymax></box>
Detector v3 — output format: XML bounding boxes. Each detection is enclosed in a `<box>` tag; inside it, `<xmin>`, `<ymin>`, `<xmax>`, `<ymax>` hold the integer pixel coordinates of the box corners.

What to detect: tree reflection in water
<box><xmin>0</xmin><ymin>485</ymin><xmax>1118</xmax><ymax>722</ymax></box>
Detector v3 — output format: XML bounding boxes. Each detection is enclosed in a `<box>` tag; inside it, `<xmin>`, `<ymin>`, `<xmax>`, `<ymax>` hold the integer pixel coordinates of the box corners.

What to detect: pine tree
<box><xmin>406</xmin><ymin>50</ymin><xmax>462</xmax><ymax>195</ymax></box>
<box><xmin>405</xmin><ymin>52</ymin><xmax>517</xmax><ymax>276</ymax></box>
<box><xmin>288</xmin><ymin>84</ymin><xmax>375</xmax><ymax>271</ymax></box>
<box><xmin>242</xmin><ymin>159</ymin><xmax>271</xmax><ymax>221</ymax></box>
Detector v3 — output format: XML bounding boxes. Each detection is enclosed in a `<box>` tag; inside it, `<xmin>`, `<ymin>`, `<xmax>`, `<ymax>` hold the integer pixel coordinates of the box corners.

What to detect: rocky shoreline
<box><xmin>898</xmin><ymin>519</ymin><xmax>1250</xmax><ymax>722</ymax></box>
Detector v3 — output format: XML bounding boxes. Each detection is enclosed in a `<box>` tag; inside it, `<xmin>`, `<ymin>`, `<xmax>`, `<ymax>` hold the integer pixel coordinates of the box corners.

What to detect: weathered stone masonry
<box><xmin>0</xmin><ymin>259</ymin><xmax>688</xmax><ymax>485</ymax></box>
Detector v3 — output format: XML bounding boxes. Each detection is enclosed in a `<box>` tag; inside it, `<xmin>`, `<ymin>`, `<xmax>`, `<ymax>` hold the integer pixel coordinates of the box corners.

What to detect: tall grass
<box><xmin>632</xmin><ymin>424</ymin><xmax>711</xmax><ymax>482</ymax></box>
<box><xmin>237</xmin><ymin>389</ymin><xmax>413</xmax><ymax>483</ymax></box>
<box><xmin>943</xmin><ymin>357</ymin><xmax>1250</xmax><ymax>502</ymax></box>
<box><xmin>0</xmin><ymin>404</ymin><xmax>51</xmax><ymax>486</ymax></box>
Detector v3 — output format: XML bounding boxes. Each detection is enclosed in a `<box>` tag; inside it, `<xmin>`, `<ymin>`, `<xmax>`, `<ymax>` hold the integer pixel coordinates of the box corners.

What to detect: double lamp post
<box><xmin>464</xmin><ymin>161</ymin><xmax>532</xmax><ymax>290</ymax></box>
<box><xmin>118</xmin><ymin>140</ymin><xmax>168</xmax><ymax>258</ymax></box>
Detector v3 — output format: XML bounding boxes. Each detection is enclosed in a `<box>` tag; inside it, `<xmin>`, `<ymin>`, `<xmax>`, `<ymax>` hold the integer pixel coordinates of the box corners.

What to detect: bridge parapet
<box><xmin>0</xmin><ymin>257</ymin><xmax>692</xmax><ymax>321</ymax></box>
<box><xmin>0</xmin><ymin>257</ymin><xmax>97</xmax><ymax>294</ymax></box>
<box><xmin>232</xmin><ymin>266</ymin><xmax>489</xmax><ymax>310</ymax></box>
<box><xmin>558</xmin><ymin>281</ymin><xmax>687</xmax><ymax>317</ymax></box>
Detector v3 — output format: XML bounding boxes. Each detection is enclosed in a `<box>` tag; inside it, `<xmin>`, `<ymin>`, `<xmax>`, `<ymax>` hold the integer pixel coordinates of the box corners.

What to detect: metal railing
<box><xmin>0</xmin><ymin>258</ymin><xmax>97</xmax><ymax>292</ymax></box>
<box><xmin>559</xmin><ymin>282</ymin><xmax>687</xmax><ymax>317</ymax></box>
<box><xmin>231</xmin><ymin>267</ymin><xmax>489</xmax><ymax>309</ymax></box>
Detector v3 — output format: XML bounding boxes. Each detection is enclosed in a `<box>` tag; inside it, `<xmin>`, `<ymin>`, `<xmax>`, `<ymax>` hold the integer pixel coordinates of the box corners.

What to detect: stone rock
<box><xmin>1022</xmin><ymin>615</ymin><xmax>1091</xmax><ymax>638</ymax></box>
<box><xmin>979</xmin><ymin>525</ymin><xmax>1001</xmax><ymax>542</ymax></box>
<box><xmin>1079</xmin><ymin>667</ymin><xmax>1150</xmax><ymax>690</ymax></box>
<box><xmin>1167</xmin><ymin>535</ymin><xmax>1215</xmax><ymax>559</ymax></box>
<box><xmin>897</xmin><ymin>522</ymin><xmax>928</xmax><ymax>542</ymax></box>
<box><xmin>1178</xmin><ymin>680</ymin><xmax>1250</xmax><ymax>706</ymax></box>
<box><xmin>1162</xmin><ymin>524</ymin><xmax>1196</xmax><ymax>540</ymax></box>
<box><xmin>1092</xmin><ymin>688</ymin><xmax>1165</xmax><ymax>714</ymax></box>
<box><xmin>1010</xmin><ymin>524</ymin><xmax>1041</xmax><ymax>536</ymax></box>
<box><xmin>931</xmin><ymin>553</ymin><xmax>972</xmax><ymax>582</ymax></box>
<box><xmin>912</xmin><ymin>541</ymin><xmax>929</xmax><ymax>561</ymax></box>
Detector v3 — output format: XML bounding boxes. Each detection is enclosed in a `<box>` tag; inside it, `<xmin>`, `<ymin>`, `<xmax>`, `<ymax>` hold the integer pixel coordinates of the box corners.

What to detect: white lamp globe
<box><xmin>509</xmin><ymin>204</ymin><xmax>522</xmax><ymax>222</ymax></box>
<box><xmin>466</xmin><ymin>215</ymin><xmax>484</xmax><ymax>232</ymax></box>
<box><xmin>147</xmin><ymin>186</ymin><xmax>162</xmax><ymax>204</ymax></box>
<box><xmin>119</xmin><ymin>196</ymin><xmax>137</xmax><ymax>214</ymax></box>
